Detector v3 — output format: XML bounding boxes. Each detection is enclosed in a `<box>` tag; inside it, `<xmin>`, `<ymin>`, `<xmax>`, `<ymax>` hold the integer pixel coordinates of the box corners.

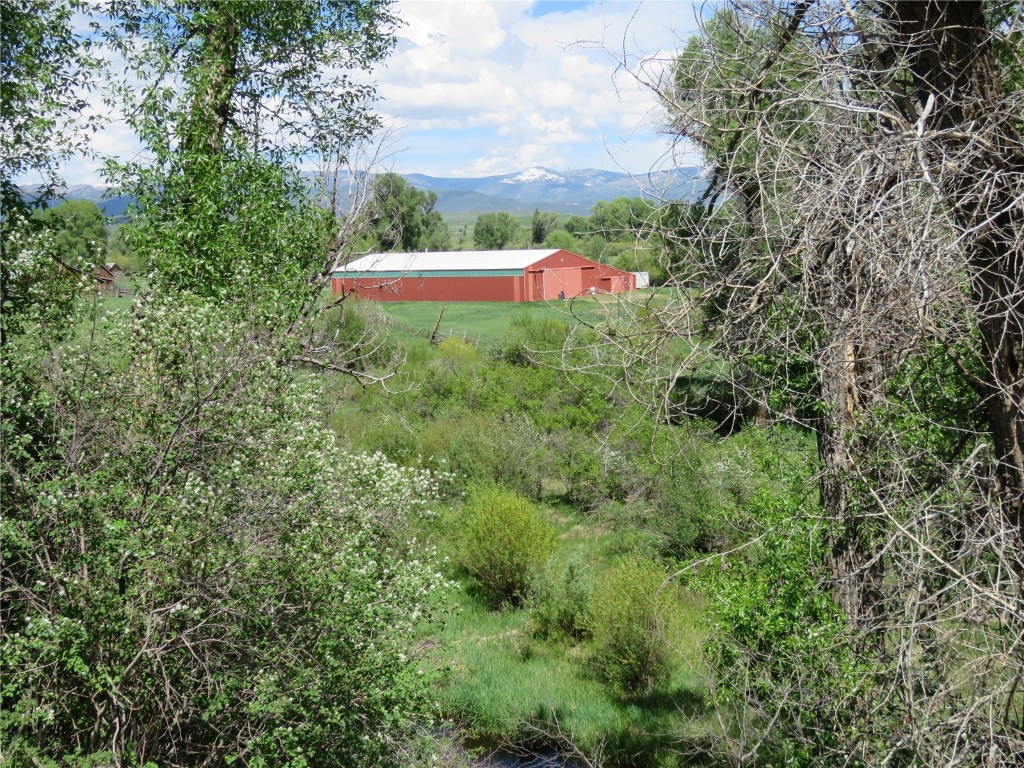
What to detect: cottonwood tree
<box><xmin>0</xmin><ymin>0</ymin><xmax>100</xmax><ymax>209</ymax></box>
<box><xmin>596</xmin><ymin>1</ymin><xmax>1024</xmax><ymax>764</ymax></box>
<box><xmin>0</xmin><ymin>0</ymin><xmax>102</xmax><ymax>348</ymax></box>
<box><xmin>32</xmin><ymin>199</ymin><xmax>109</xmax><ymax>264</ymax></box>
<box><xmin>532</xmin><ymin>208</ymin><xmax>559</xmax><ymax>244</ymax></box>
<box><xmin>103</xmin><ymin>0</ymin><xmax>406</xmax><ymax>379</ymax></box>
<box><xmin>474</xmin><ymin>211</ymin><xmax>521</xmax><ymax>250</ymax></box>
<box><xmin>367</xmin><ymin>172</ymin><xmax>450</xmax><ymax>252</ymax></box>
<box><xmin>2</xmin><ymin>2</ymin><xmax>448</xmax><ymax>766</ymax></box>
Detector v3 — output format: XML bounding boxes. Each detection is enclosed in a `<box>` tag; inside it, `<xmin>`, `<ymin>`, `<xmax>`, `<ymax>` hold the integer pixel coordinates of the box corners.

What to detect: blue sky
<box><xmin>68</xmin><ymin>1</ymin><xmax>702</xmax><ymax>185</ymax></box>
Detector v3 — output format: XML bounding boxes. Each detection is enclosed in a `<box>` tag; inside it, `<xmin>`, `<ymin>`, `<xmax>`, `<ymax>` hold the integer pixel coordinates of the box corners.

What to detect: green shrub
<box><xmin>490</xmin><ymin>412</ymin><xmax>548</xmax><ymax>499</ymax></box>
<box><xmin>458</xmin><ymin>487</ymin><xmax>557</xmax><ymax>608</ymax></box>
<box><xmin>590</xmin><ymin>556</ymin><xmax>677</xmax><ymax>695</ymax></box>
<box><xmin>438</xmin><ymin>412</ymin><xmax>497</xmax><ymax>483</ymax></box>
<box><xmin>417</xmin><ymin>411</ymin><xmax>549</xmax><ymax>498</ymax></box>
<box><xmin>1</xmin><ymin>300</ymin><xmax>446</xmax><ymax>768</ymax></box>
<box><xmin>696</xmin><ymin>494</ymin><xmax>877</xmax><ymax>767</ymax></box>
<box><xmin>486</xmin><ymin>313</ymin><xmax>568</xmax><ymax>365</ymax></box>
<box><xmin>530</xmin><ymin>551</ymin><xmax>595</xmax><ymax>642</ymax></box>
<box><xmin>355</xmin><ymin>409</ymin><xmax>420</xmax><ymax>464</ymax></box>
<box><xmin>436</xmin><ymin>337</ymin><xmax>478</xmax><ymax>369</ymax></box>
<box><xmin>547</xmin><ymin>430</ymin><xmax>605</xmax><ymax>507</ymax></box>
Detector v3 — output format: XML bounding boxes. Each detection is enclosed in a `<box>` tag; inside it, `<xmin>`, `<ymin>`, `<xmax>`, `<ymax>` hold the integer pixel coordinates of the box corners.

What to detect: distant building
<box><xmin>92</xmin><ymin>263</ymin><xmax>119</xmax><ymax>295</ymax></box>
<box><xmin>331</xmin><ymin>249</ymin><xmax>636</xmax><ymax>303</ymax></box>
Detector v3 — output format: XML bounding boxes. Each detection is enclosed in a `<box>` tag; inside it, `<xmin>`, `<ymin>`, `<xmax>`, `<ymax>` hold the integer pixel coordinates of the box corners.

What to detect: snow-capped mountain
<box><xmin>500</xmin><ymin>167</ymin><xmax>566</xmax><ymax>185</ymax></box>
<box><xmin>402</xmin><ymin>166</ymin><xmax>704</xmax><ymax>214</ymax></box>
<box><xmin>39</xmin><ymin>166</ymin><xmax>705</xmax><ymax>218</ymax></box>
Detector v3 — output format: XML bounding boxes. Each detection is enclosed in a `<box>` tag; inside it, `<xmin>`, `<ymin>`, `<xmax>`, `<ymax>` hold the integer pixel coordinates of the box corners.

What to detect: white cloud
<box><xmin>48</xmin><ymin>1</ymin><xmax>701</xmax><ymax>184</ymax></box>
<box><xmin>454</xmin><ymin>141</ymin><xmax>567</xmax><ymax>177</ymax></box>
<box><xmin>379</xmin><ymin>0</ymin><xmax>701</xmax><ymax>176</ymax></box>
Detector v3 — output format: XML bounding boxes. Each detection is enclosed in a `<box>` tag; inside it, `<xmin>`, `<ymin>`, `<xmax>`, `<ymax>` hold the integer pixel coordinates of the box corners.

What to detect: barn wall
<box><xmin>335</xmin><ymin>275</ymin><xmax>522</xmax><ymax>302</ymax></box>
<box><xmin>545</xmin><ymin>267</ymin><xmax>584</xmax><ymax>299</ymax></box>
<box><xmin>526</xmin><ymin>249</ymin><xmax>636</xmax><ymax>298</ymax></box>
<box><xmin>597</xmin><ymin>274</ymin><xmax>632</xmax><ymax>294</ymax></box>
<box><xmin>584</xmin><ymin>265</ymin><xmax>635</xmax><ymax>294</ymax></box>
<box><xmin>528</xmin><ymin>266</ymin><xmax>589</xmax><ymax>300</ymax></box>
<box><xmin>529</xmin><ymin>249</ymin><xmax>589</xmax><ymax>273</ymax></box>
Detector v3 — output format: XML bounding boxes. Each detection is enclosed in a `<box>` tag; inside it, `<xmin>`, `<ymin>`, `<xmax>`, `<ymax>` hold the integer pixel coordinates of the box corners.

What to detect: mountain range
<box><xmin>400</xmin><ymin>166</ymin><xmax>705</xmax><ymax>215</ymax></box>
<box><xmin>25</xmin><ymin>184</ymin><xmax>138</xmax><ymax>219</ymax></box>
<box><xmin>40</xmin><ymin>166</ymin><xmax>706</xmax><ymax>219</ymax></box>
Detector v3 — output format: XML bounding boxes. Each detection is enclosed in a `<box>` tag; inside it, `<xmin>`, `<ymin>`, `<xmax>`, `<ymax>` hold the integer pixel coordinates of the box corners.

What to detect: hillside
<box><xmin>404</xmin><ymin>166</ymin><xmax>705</xmax><ymax>214</ymax></box>
<box><xmin>38</xmin><ymin>165</ymin><xmax>706</xmax><ymax>219</ymax></box>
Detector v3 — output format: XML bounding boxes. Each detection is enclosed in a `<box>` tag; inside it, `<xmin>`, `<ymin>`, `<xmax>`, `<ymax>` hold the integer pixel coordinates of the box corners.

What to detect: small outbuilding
<box><xmin>92</xmin><ymin>263</ymin><xmax>119</xmax><ymax>296</ymax></box>
<box><xmin>331</xmin><ymin>249</ymin><xmax>636</xmax><ymax>303</ymax></box>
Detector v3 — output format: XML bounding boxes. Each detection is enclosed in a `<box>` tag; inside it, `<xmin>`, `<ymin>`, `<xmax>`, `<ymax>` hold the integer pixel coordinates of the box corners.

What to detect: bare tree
<box><xmin>594</xmin><ymin>1</ymin><xmax>1024</xmax><ymax>764</ymax></box>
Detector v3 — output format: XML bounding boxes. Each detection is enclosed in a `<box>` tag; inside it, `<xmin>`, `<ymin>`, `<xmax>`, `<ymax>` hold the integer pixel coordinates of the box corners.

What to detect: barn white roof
<box><xmin>337</xmin><ymin>250</ymin><xmax>561</xmax><ymax>273</ymax></box>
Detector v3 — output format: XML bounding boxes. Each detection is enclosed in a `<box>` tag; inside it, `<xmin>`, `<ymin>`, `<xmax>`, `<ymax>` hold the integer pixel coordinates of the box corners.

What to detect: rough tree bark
<box><xmin>644</xmin><ymin>1</ymin><xmax>1024</xmax><ymax>761</ymax></box>
<box><xmin>881</xmin><ymin>0</ymin><xmax>1024</xmax><ymax>544</ymax></box>
<box><xmin>183</xmin><ymin>9</ymin><xmax>239</xmax><ymax>157</ymax></box>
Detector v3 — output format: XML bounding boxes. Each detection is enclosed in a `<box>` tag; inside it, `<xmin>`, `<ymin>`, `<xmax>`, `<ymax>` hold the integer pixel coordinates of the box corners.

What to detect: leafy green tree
<box><xmin>32</xmin><ymin>199</ymin><xmax>108</xmax><ymax>263</ymax></box>
<box><xmin>106</xmin><ymin>224</ymin><xmax>143</xmax><ymax>271</ymax></box>
<box><xmin>473</xmin><ymin>211</ymin><xmax>520</xmax><ymax>250</ymax></box>
<box><xmin>2</xmin><ymin>3</ymin><xmax>448</xmax><ymax>766</ymax></box>
<box><xmin>1</xmin><ymin>0</ymin><xmax>101</xmax><ymax>347</ymax></box>
<box><xmin>590</xmin><ymin>197</ymin><xmax>653</xmax><ymax>242</ymax></box>
<box><xmin>581</xmin><ymin>233</ymin><xmax>609</xmax><ymax>262</ymax></box>
<box><xmin>562</xmin><ymin>214</ymin><xmax>591</xmax><ymax>237</ymax></box>
<box><xmin>106</xmin><ymin>0</ymin><xmax>396</xmax><ymax>162</ymax></box>
<box><xmin>543</xmin><ymin>227</ymin><xmax>579</xmax><ymax>252</ymax></box>
<box><xmin>106</xmin><ymin>0</ymin><xmax>399</xmax><ymax>306</ymax></box>
<box><xmin>698</xmin><ymin>495</ymin><xmax>877</xmax><ymax>767</ymax></box>
<box><xmin>368</xmin><ymin>172</ymin><xmax>449</xmax><ymax>252</ymax></box>
<box><xmin>0</xmin><ymin>0</ymin><xmax>100</xmax><ymax>210</ymax></box>
<box><xmin>531</xmin><ymin>208</ymin><xmax>559</xmax><ymax>244</ymax></box>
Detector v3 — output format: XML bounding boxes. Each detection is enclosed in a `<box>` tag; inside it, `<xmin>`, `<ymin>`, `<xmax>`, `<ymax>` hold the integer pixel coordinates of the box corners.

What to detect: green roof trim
<box><xmin>333</xmin><ymin>269</ymin><xmax>524</xmax><ymax>279</ymax></box>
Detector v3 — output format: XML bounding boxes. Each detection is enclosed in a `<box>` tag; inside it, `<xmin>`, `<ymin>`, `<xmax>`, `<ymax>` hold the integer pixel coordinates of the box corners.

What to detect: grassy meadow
<box><xmin>324</xmin><ymin>292</ymin><xmax>813</xmax><ymax>767</ymax></box>
<box><xmin>380</xmin><ymin>289</ymin><xmax>669</xmax><ymax>345</ymax></box>
<box><xmin>424</xmin><ymin>503</ymin><xmax>716</xmax><ymax>767</ymax></box>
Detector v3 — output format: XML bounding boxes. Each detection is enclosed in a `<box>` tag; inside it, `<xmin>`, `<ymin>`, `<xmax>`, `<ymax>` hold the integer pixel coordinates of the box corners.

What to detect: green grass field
<box><xmin>422</xmin><ymin>504</ymin><xmax>716</xmax><ymax>768</ymax></box>
<box><xmin>380</xmin><ymin>291</ymin><xmax>666</xmax><ymax>344</ymax></box>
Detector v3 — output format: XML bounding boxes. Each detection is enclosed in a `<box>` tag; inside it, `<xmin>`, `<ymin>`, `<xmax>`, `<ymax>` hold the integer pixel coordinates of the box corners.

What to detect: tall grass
<box><xmin>426</xmin><ymin>506</ymin><xmax>716</xmax><ymax>768</ymax></box>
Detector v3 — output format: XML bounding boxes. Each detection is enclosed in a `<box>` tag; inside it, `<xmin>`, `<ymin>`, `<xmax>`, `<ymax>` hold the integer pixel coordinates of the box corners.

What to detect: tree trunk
<box><xmin>885</xmin><ymin>0</ymin><xmax>1024</xmax><ymax>544</ymax></box>
<box><xmin>183</xmin><ymin>8</ymin><xmax>240</xmax><ymax>158</ymax></box>
<box><xmin>817</xmin><ymin>341</ymin><xmax>884</xmax><ymax>637</ymax></box>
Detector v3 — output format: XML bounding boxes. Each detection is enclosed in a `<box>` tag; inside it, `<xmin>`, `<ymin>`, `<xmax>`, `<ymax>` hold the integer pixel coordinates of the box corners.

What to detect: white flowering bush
<box><xmin>1</xmin><ymin>298</ymin><xmax>448</xmax><ymax>767</ymax></box>
<box><xmin>337</xmin><ymin>452</ymin><xmax>443</xmax><ymax>522</ymax></box>
<box><xmin>0</xmin><ymin>213</ymin><xmax>90</xmax><ymax>343</ymax></box>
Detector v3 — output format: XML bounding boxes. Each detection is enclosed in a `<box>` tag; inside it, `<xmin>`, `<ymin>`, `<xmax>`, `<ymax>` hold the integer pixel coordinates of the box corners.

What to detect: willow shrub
<box><xmin>530</xmin><ymin>551</ymin><xmax>595</xmax><ymax>642</ymax></box>
<box><xmin>1</xmin><ymin>299</ymin><xmax>447</xmax><ymax>768</ymax></box>
<box><xmin>458</xmin><ymin>487</ymin><xmax>556</xmax><ymax>608</ymax></box>
<box><xmin>696</xmin><ymin>494</ymin><xmax>877</xmax><ymax>767</ymax></box>
<box><xmin>589</xmin><ymin>557</ymin><xmax>678</xmax><ymax>696</ymax></box>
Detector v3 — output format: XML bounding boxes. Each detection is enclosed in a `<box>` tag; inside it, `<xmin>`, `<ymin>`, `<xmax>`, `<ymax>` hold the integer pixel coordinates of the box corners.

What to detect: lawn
<box><xmin>380</xmin><ymin>290</ymin><xmax>667</xmax><ymax>345</ymax></box>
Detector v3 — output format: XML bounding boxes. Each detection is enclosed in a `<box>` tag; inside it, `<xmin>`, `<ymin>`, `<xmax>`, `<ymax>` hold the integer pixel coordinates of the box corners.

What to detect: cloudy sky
<box><xmin>374</xmin><ymin>0</ymin><xmax>701</xmax><ymax>177</ymax></box>
<box><xmin>67</xmin><ymin>0</ymin><xmax>702</xmax><ymax>185</ymax></box>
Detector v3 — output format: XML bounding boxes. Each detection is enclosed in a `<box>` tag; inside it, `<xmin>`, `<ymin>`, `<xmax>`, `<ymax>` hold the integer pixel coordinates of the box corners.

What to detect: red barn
<box><xmin>331</xmin><ymin>249</ymin><xmax>636</xmax><ymax>302</ymax></box>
